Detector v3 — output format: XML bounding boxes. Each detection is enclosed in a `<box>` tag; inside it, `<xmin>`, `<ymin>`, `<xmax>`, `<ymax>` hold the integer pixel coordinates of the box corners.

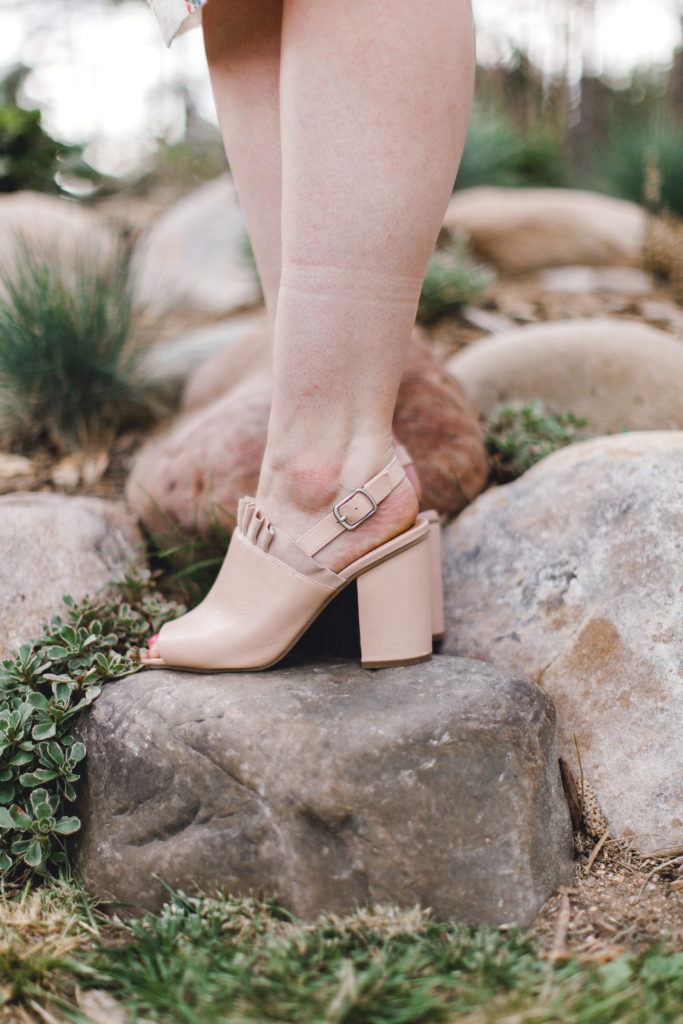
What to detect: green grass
<box><xmin>0</xmin><ymin>238</ymin><xmax>160</xmax><ymax>453</ymax></box>
<box><xmin>3</xmin><ymin>886</ymin><xmax>682</xmax><ymax>1024</ymax></box>
<box><xmin>141</xmin><ymin>490</ymin><xmax>235</xmax><ymax>606</ymax></box>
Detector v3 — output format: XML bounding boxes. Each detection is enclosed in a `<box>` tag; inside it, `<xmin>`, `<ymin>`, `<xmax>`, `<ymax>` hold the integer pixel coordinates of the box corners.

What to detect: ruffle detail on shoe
<box><xmin>238</xmin><ymin>497</ymin><xmax>275</xmax><ymax>552</ymax></box>
<box><xmin>238</xmin><ymin>497</ymin><xmax>340</xmax><ymax>588</ymax></box>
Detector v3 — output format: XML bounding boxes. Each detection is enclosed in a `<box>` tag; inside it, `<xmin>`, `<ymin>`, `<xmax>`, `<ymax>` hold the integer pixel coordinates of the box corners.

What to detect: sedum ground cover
<box><xmin>0</xmin><ymin>569</ymin><xmax>182</xmax><ymax>881</ymax></box>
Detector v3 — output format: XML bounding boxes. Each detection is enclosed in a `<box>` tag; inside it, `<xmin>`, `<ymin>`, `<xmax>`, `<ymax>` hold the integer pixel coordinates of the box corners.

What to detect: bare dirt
<box><xmin>533</xmin><ymin>840</ymin><xmax>683</xmax><ymax>959</ymax></box>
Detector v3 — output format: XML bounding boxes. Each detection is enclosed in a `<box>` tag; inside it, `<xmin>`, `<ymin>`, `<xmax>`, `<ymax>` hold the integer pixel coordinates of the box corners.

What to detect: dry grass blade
<box><xmin>0</xmin><ymin>883</ymin><xmax>123</xmax><ymax>1024</ymax></box>
<box><xmin>25</xmin><ymin>1002</ymin><xmax>64</xmax><ymax>1024</ymax></box>
<box><xmin>547</xmin><ymin>891</ymin><xmax>571</xmax><ymax>963</ymax></box>
<box><xmin>585</xmin><ymin>831</ymin><xmax>610</xmax><ymax>873</ymax></box>
<box><xmin>637</xmin><ymin>854</ymin><xmax>683</xmax><ymax>897</ymax></box>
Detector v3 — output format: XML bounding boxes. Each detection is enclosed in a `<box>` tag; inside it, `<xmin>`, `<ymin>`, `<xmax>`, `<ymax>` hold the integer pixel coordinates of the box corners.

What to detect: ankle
<box><xmin>256</xmin><ymin>437</ymin><xmax>395</xmax><ymax>517</ymax></box>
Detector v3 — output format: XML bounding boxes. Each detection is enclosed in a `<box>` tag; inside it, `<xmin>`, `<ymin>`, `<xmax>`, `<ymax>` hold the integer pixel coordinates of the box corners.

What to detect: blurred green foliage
<box><xmin>485</xmin><ymin>401</ymin><xmax>588</xmax><ymax>482</ymax></box>
<box><xmin>0</xmin><ymin>64</ymin><xmax>99</xmax><ymax>195</ymax></box>
<box><xmin>594</xmin><ymin>122</ymin><xmax>683</xmax><ymax>217</ymax></box>
<box><xmin>0</xmin><ymin>239</ymin><xmax>159</xmax><ymax>453</ymax></box>
<box><xmin>457</xmin><ymin>53</ymin><xmax>682</xmax><ymax>214</ymax></box>
<box><xmin>455</xmin><ymin>109</ymin><xmax>568</xmax><ymax>190</ymax></box>
<box><xmin>417</xmin><ymin>236</ymin><xmax>494</xmax><ymax>322</ymax></box>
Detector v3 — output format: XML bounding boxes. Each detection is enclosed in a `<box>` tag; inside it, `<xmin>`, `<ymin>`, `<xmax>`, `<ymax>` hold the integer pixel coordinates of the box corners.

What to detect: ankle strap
<box><xmin>297</xmin><ymin>456</ymin><xmax>405</xmax><ymax>558</ymax></box>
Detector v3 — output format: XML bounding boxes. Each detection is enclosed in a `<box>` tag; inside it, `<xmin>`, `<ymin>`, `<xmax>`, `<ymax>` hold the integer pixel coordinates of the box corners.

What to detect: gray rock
<box><xmin>74</xmin><ymin>656</ymin><xmax>573</xmax><ymax>924</ymax></box>
<box><xmin>180</xmin><ymin>317</ymin><xmax>272</xmax><ymax>413</ymax></box>
<box><xmin>441</xmin><ymin>431</ymin><xmax>683</xmax><ymax>855</ymax></box>
<box><xmin>446</xmin><ymin>318</ymin><xmax>683</xmax><ymax>434</ymax></box>
<box><xmin>640</xmin><ymin>300</ymin><xmax>683</xmax><ymax>340</ymax></box>
<box><xmin>134</xmin><ymin>176</ymin><xmax>262</xmax><ymax>316</ymax></box>
<box><xmin>0</xmin><ymin>493</ymin><xmax>143</xmax><ymax>660</ymax></box>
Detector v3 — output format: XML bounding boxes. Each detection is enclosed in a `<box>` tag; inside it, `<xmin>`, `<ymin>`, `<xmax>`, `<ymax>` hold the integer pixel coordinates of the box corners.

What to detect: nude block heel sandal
<box><xmin>393</xmin><ymin>443</ymin><xmax>445</xmax><ymax>642</ymax></box>
<box><xmin>422</xmin><ymin>509</ymin><xmax>445</xmax><ymax>642</ymax></box>
<box><xmin>140</xmin><ymin>455</ymin><xmax>434</xmax><ymax>673</ymax></box>
<box><xmin>357</xmin><ymin>528</ymin><xmax>432</xmax><ymax>668</ymax></box>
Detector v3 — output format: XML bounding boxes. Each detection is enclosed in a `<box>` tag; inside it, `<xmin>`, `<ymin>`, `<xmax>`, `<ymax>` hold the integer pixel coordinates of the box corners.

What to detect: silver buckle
<box><xmin>333</xmin><ymin>488</ymin><xmax>377</xmax><ymax>530</ymax></box>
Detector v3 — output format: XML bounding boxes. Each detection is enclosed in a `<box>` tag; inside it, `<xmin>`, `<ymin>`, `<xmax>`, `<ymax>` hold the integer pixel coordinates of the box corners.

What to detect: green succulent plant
<box><xmin>0</xmin><ymin>565</ymin><xmax>184</xmax><ymax>878</ymax></box>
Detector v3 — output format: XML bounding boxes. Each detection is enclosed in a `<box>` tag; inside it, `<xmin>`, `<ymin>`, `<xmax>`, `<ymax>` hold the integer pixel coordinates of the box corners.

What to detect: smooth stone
<box><xmin>139</xmin><ymin>313</ymin><xmax>267</xmax><ymax>395</ymax></box>
<box><xmin>536</xmin><ymin>266</ymin><xmax>655</xmax><ymax>296</ymax></box>
<box><xmin>444</xmin><ymin>188</ymin><xmax>646</xmax><ymax>274</ymax></box>
<box><xmin>640</xmin><ymin>300</ymin><xmax>683</xmax><ymax>340</ymax></box>
<box><xmin>181</xmin><ymin>317</ymin><xmax>272</xmax><ymax>412</ymax></box>
<box><xmin>126</xmin><ymin>334</ymin><xmax>489</xmax><ymax>545</ymax></box>
<box><xmin>441</xmin><ymin>432</ymin><xmax>683</xmax><ymax>855</ymax></box>
<box><xmin>0</xmin><ymin>192</ymin><xmax>121</xmax><ymax>296</ymax></box>
<box><xmin>74</xmin><ymin>656</ymin><xmax>573</xmax><ymax>924</ymax></box>
<box><xmin>133</xmin><ymin>175</ymin><xmax>261</xmax><ymax>316</ymax></box>
<box><xmin>392</xmin><ymin>335</ymin><xmax>490</xmax><ymax>515</ymax></box>
<box><xmin>0</xmin><ymin>454</ymin><xmax>33</xmax><ymax>479</ymax></box>
<box><xmin>126</xmin><ymin>369</ymin><xmax>272</xmax><ymax>543</ymax></box>
<box><xmin>446</xmin><ymin>318</ymin><xmax>683</xmax><ymax>434</ymax></box>
<box><xmin>0</xmin><ymin>493</ymin><xmax>143</xmax><ymax>660</ymax></box>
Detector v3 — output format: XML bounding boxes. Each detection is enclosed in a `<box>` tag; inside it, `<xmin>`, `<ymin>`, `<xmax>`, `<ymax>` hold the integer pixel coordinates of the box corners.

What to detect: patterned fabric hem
<box><xmin>148</xmin><ymin>0</ymin><xmax>205</xmax><ymax>47</ymax></box>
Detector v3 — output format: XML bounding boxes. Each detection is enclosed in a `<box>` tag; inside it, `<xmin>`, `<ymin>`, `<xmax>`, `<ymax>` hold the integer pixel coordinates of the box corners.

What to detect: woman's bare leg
<box><xmin>256</xmin><ymin>0</ymin><xmax>474</xmax><ymax>569</ymax></box>
<box><xmin>149</xmin><ymin>0</ymin><xmax>473</xmax><ymax>659</ymax></box>
<box><xmin>203</xmin><ymin>0</ymin><xmax>283</xmax><ymax>324</ymax></box>
<box><xmin>203</xmin><ymin>0</ymin><xmax>426</xmax><ymax>497</ymax></box>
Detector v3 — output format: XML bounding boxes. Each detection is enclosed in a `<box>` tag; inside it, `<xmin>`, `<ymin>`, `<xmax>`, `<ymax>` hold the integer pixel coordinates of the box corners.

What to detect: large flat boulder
<box><xmin>446</xmin><ymin>318</ymin><xmax>683</xmax><ymax>434</ymax></box>
<box><xmin>441</xmin><ymin>432</ymin><xmax>683</xmax><ymax>855</ymax></box>
<box><xmin>0</xmin><ymin>493</ymin><xmax>143</xmax><ymax>660</ymax></box>
<box><xmin>74</xmin><ymin>656</ymin><xmax>573</xmax><ymax>924</ymax></box>
<box><xmin>444</xmin><ymin>188</ymin><xmax>645</xmax><ymax>274</ymax></box>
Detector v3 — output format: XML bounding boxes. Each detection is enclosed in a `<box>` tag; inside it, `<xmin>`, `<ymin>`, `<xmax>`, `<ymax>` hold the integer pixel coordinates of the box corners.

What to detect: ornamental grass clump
<box><xmin>0</xmin><ymin>237</ymin><xmax>158</xmax><ymax>453</ymax></box>
<box><xmin>0</xmin><ymin>567</ymin><xmax>182</xmax><ymax>881</ymax></box>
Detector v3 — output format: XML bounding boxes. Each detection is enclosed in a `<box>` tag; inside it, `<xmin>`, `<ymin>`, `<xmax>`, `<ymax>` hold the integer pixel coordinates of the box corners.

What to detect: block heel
<box><xmin>393</xmin><ymin>441</ymin><xmax>444</xmax><ymax>642</ymax></box>
<box><xmin>422</xmin><ymin>510</ymin><xmax>445</xmax><ymax>641</ymax></box>
<box><xmin>357</xmin><ymin>533</ymin><xmax>433</xmax><ymax>669</ymax></box>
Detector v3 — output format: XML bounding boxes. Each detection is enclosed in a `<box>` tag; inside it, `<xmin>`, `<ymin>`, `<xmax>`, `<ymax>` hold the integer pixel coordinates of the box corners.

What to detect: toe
<box><xmin>145</xmin><ymin>634</ymin><xmax>161</xmax><ymax>659</ymax></box>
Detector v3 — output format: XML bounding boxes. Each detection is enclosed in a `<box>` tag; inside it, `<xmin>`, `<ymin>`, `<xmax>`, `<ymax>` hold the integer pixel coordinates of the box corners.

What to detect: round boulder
<box><xmin>446</xmin><ymin>318</ymin><xmax>683</xmax><ymax>434</ymax></box>
<box><xmin>0</xmin><ymin>191</ymin><xmax>121</xmax><ymax>296</ymax></box>
<box><xmin>441</xmin><ymin>431</ymin><xmax>683</xmax><ymax>855</ymax></box>
<box><xmin>444</xmin><ymin>187</ymin><xmax>645</xmax><ymax>274</ymax></box>
<box><xmin>0</xmin><ymin>493</ymin><xmax>143</xmax><ymax>660</ymax></box>
<box><xmin>133</xmin><ymin>175</ymin><xmax>262</xmax><ymax>316</ymax></box>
